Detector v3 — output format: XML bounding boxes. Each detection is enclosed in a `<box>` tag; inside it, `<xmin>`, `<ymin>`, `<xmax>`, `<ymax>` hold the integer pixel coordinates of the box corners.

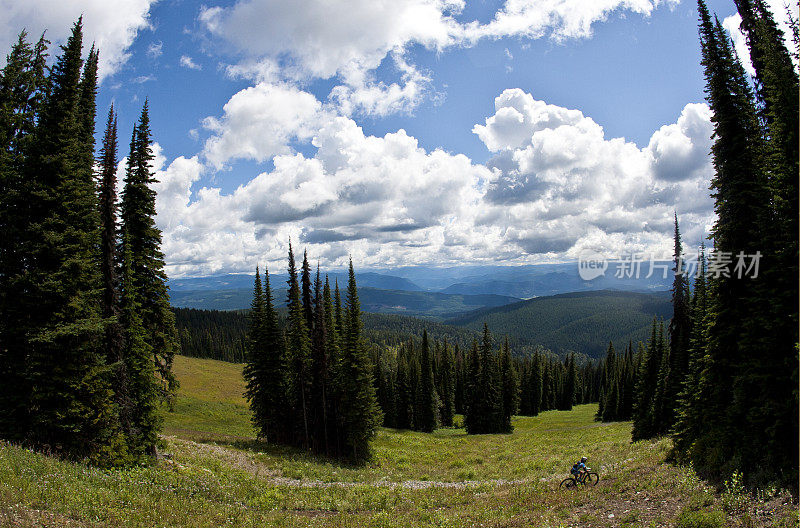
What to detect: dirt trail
<box><xmin>165</xmin><ymin>436</ymin><xmax>557</xmax><ymax>490</ymax></box>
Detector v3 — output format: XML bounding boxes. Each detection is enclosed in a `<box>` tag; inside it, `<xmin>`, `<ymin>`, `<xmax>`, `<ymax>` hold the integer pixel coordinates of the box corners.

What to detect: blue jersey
<box><xmin>571</xmin><ymin>462</ymin><xmax>586</xmax><ymax>475</ymax></box>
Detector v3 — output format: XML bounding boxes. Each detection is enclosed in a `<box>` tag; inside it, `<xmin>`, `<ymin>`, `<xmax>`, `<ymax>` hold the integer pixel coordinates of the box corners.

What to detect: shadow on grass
<box><xmin>219</xmin><ymin>438</ymin><xmax>371</xmax><ymax>469</ymax></box>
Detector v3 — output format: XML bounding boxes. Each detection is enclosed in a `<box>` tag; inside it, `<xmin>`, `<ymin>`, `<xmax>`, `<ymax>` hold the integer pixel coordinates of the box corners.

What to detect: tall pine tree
<box><xmin>120</xmin><ymin>101</ymin><xmax>179</xmax><ymax>403</ymax></box>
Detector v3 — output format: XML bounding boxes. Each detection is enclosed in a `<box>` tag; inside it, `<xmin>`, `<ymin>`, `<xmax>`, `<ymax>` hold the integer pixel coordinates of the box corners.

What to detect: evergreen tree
<box><xmin>666</xmin><ymin>214</ymin><xmax>691</xmax><ymax>430</ymax></box>
<box><xmin>243</xmin><ymin>268</ymin><xmax>268</xmax><ymax>438</ymax></box>
<box><xmin>415</xmin><ymin>330</ymin><xmax>438</xmax><ymax>432</ymax></box>
<box><xmin>394</xmin><ymin>349</ymin><xmax>414</xmax><ymax>429</ymax></box>
<box><xmin>731</xmin><ymin>0</ymin><xmax>799</xmax><ymax>490</ymax></box>
<box><xmin>310</xmin><ymin>267</ymin><xmax>331</xmax><ymax>454</ymax></box>
<box><xmin>97</xmin><ymin>105</ymin><xmax>128</xmax><ymax>433</ymax></box>
<box><xmin>499</xmin><ymin>338</ymin><xmax>519</xmax><ymax>432</ymax></box>
<box><xmin>285</xmin><ymin>242</ymin><xmax>312</xmax><ymax>449</ymax></box>
<box><xmin>673</xmin><ymin>245</ymin><xmax>710</xmax><ymax>460</ymax></box>
<box><xmin>120</xmin><ymin>231</ymin><xmax>160</xmax><ymax>460</ymax></box>
<box><xmin>559</xmin><ymin>353</ymin><xmax>577</xmax><ymax>412</ymax></box>
<box><xmin>0</xmin><ymin>30</ymin><xmax>49</xmax><ymax>441</ymax></box>
<box><xmin>301</xmin><ymin>251</ymin><xmax>314</xmax><ymax>330</ymax></box>
<box><xmin>453</xmin><ymin>343</ymin><xmax>466</xmax><ymax>415</ymax></box>
<box><xmin>439</xmin><ymin>340</ymin><xmax>455</xmax><ymax>427</ymax></box>
<box><xmin>651</xmin><ymin>323</ymin><xmax>671</xmax><ymax>436</ymax></box>
<box><xmin>337</xmin><ymin>259</ymin><xmax>381</xmax><ymax>461</ymax></box>
<box><xmin>683</xmin><ymin>1</ymin><xmax>781</xmax><ymax>486</ymax></box>
<box><xmin>528</xmin><ymin>351</ymin><xmax>543</xmax><ymax>416</ymax></box>
<box><xmin>120</xmin><ymin>101</ymin><xmax>178</xmax><ymax>402</ymax></box>
<box><xmin>632</xmin><ymin>319</ymin><xmax>663</xmax><ymax>440</ymax></box>
<box><xmin>465</xmin><ymin>325</ymin><xmax>503</xmax><ymax>434</ymax></box>
<box><xmin>24</xmin><ymin>19</ymin><xmax>122</xmax><ymax>463</ymax></box>
<box><xmin>463</xmin><ymin>339</ymin><xmax>480</xmax><ymax>433</ymax></box>
<box><xmin>597</xmin><ymin>342</ymin><xmax>616</xmax><ymax>421</ymax></box>
<box><xmin>322</xmin><ymin>276</ymin><xmax>341</xmax><ymax>450</ymax></box>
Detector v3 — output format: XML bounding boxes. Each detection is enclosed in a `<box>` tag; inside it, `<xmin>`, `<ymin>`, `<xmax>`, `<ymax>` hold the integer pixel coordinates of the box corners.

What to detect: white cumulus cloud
<box><xmin>155</xmin><ymin>86</ymin><xmax>716</xmax><ymax>276</ymax></box>
<box><xmin>0</xmin><ymin>0</ymin><xmax>156</xmax><ymax>80</ymax></box>
<box><xmin>199</xmin><ymin>0</ymin><xmax>678</xmax><ymax>116</ymax></box>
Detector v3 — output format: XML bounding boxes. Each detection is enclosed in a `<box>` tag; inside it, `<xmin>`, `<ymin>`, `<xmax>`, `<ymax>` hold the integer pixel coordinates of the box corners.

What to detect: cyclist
<box><xmin>570</xmin><ymin>456</ymin><xmax>589</xmax><ymax>481</ymax></box>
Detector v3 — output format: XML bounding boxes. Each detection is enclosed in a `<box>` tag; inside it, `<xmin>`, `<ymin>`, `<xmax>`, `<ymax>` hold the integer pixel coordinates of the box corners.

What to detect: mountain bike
<box><xmin>559</xmin><ymin>469</ymin><xmax>599</xmax><ymax>489</ymax></box>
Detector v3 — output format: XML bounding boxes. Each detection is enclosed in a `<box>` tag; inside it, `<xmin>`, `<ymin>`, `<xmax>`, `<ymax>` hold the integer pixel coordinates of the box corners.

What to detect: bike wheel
<box><xmin>559</xmin><ymin>477</ymin><xmax>577</xmax><ymax>489</ymax></box>
<box><xmin>584</xmin><ymin>472</ymin><xmax>599</xmax><ymax>486</ymax></box>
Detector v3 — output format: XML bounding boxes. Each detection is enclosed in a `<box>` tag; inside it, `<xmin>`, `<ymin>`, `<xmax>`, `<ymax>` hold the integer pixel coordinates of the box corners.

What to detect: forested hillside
<box><xmin>173</xmin><ymin>308</ymin><xmax>481</xmax><ymax>363</ymax></box>
<box><xmin>173</xmin><ymin>291</ymin><xmax>665</xmax><ymax>364</ymax></box>
<box><xmin>447</xmin><ymin>290</ymin><xmax>672</xmax><ymax>358</ymax></box>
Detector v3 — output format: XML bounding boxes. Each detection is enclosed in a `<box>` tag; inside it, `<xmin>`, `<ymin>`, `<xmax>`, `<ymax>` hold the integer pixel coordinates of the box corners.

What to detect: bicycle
<box><xmin>559</xmin><ymin>469</ymin><xmax>599</xmax><ymax>489</ymax></box>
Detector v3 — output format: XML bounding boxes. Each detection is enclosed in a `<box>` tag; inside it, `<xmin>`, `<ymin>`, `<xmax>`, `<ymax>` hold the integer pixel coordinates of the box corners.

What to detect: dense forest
<box><xmin>371</xmin><ymin>326</ymin><xmax>601</xmax><ymax>434</ymax></box>
<box><xmin>447</xmin><ymin>290</ymin><xmax>672</xmax><ymax>358</ymax></box>
<box><xmin>174</xmin><ymin>307</ymin><xmax>249</xmax><ymax>363</ymax></box>
<box><xmin>593</xmin><ymin>1</ymin><xmax>798</xmax><ymax>493</ymax></box>
<box><xmin>0</xmin><ymin>20</ymin><xmax>177</xmax><ymax>466</ymax></box>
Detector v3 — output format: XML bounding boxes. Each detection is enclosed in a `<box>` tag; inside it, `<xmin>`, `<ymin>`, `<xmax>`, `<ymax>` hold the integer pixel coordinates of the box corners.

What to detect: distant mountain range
<box><xmin>168</xmin><ymin>286</ymin><xmax>519</xmax><ymax>317</ymax></box>
<box><xmin>167</xmin><ymin>261</ymin><xmax>674</xmax><ymax>318</ymax></box>
<box><xmin>168</xmin><ymin>271</ymin><xmax>424</xmax><ymax>292</ymax></box>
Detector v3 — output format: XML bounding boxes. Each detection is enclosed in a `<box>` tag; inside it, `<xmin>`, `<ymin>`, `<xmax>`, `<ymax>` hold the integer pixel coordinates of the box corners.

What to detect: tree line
<box><xmin>0</xmin><ymin>20</ymin><xmax>177</xmax><ymax>466</ymax></box>
<box><xmin>173</xmin><ymin>307</ymin><xmax>249</xmax><ymax>363</ymax></box>
<box><xmin>244</xmin><ymin>247</ymin><xmax>381</xmax><ymax>462</ymax></box>
<box><xmin>371</xmin><ymin>325</ymin><xmax>601</xmax><ymax>434</ymax></box>
<box><xmin>595</xmin><ymin>0</ymin><xmax>798</xmax><ymax>492</ymax></box>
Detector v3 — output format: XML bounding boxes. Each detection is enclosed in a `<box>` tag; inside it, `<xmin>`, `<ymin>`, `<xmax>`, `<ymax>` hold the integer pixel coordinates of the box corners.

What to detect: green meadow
<box><xmin>1</xmin><ymin>355</ymin><xmax>796</xmax><ymax>527</ymax></box>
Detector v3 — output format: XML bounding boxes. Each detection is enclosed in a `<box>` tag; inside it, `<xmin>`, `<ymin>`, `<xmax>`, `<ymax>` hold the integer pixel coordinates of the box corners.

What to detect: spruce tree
<box><xmin>651</xmin><ymin>322</ymin><xmax>671</xmax><ymax>436</ymax></box>
<box><xmin>97</xmin><ymin>105</ymin><xmax>128</xmax><ymax>433</ymax></box>
<box><xmin>0</xmin><ymin>30</ymin><xmax>49</xmax><ymax>441</ymax></box>
<box><xmin>310</xmin><ymin>267</ymin><xmax>331</xmax><ymax>454</ymax></box>
<box><xmin>24</xmin><ymin>20</ymin><xmax>122</xmax><ymax>462</ymax></box>
<box><xmin>559</xmin><ymin>353</ymin><xmax>577</xmax><ymax>412</ymax></box>
<box><xmin>529</xmin><ymin>351</ymin><xmax>543</xmax><ymax>416</ymax></box>
<box><xmin>337</xmin><ymin>259</ymin><xmax>381</xmax><ymax>461</ymax></box>
<box><xmin>285</xmin><ymin>243</ymin><xmax>312</xmax><ymax>449</ymax></box>
<box><xmin>414</xmin><ymin>330</ymin><xmax>438</xmax><ymax>432</ymax></box>
<box><xmin>394</xmin><ymin>349</ymin><xmax>414</xmax><ymax>429</ymax></box>
<box><xmin>301</xmin><ymin>251</ymin><xmax>314</xmax><ymax>330</ymax></box>
<box><xmin>243</xmin><ymin>268</ymin><xmax>267</xmax><ymax>437</ymax></box>
<box><xmin>322</xmin><ymin>276</ymin><xmax>341</xmax><ymax>450</ymax></box>
<box><xmin>463</xmin><ymin>339</ymin><xmax>480</xmax><ymax>433</ymax></box>
<box><xmin>499</xmin><ymin>338</ymin><xmax>519</xmax><ymax>432</ymax></box>
<box><xmin>665</xmin><ymin>215</ymin><xmax>691</xmax><ymax>429</ymax></box>
<box><xmin>465</xmin><ymin>325</ymin><xmax>502</xmax><ymax>434</ymax></box>
<box><xmin>673</xmin><ymin>245</ymin><xmax>710</xmax><ymax>460</ymax></box>
<box><xmin>439</xmin><ymin>340</ymin><xmax>455</xmax><ymax>427</ymax></box>
<box><xmin>632</xmin><ymin>319</ymin><xmax>662</xmax><ymax>440</ymax></box>
<box><xmin>120</xmin><ymin>101</ymin><xmax>179</xmax><ymax>403</ymax></box>
<box><xmin>597</xmin><ymin>342</ymin><xmax>616</xmax><ymax>421</ymax></box>
<box><xmin>731</xmin><ymin>0</ymin><xmax>799</xmax><ymax>489</ymax></box>
<box><xmin>686</xmin><ymin>1</ymin><xmax>775</xmax><ymax>485</ymax></box>
<box><xmin>120</xmin><ymin>231</ymin><xmax>160</xmax><ymax>460</ymax></box>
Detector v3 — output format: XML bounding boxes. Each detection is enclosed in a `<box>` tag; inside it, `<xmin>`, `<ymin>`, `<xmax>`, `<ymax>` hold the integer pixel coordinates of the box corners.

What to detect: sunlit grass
<box><xmin>1</xmin><ymin>355</ymin><xmax>795</xmax><ymax>527</ymax></box>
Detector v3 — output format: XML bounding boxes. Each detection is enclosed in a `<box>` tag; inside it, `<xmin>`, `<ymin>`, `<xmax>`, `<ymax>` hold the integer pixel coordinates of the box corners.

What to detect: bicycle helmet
<box><xmin>580</xmin><ymin>456</ymin><xmax>587</xmax><ymax>463</ymax></box>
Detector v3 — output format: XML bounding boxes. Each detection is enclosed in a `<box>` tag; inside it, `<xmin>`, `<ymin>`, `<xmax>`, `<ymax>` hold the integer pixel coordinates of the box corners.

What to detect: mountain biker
<box><xmin>570</xmin><ymin>456</ymin><xmax>589</xmax><ymax>480</ymax></box>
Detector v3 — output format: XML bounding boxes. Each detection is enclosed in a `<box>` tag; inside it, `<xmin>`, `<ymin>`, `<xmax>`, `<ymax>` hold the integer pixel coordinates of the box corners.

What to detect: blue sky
<box><xmin>2</xmin><ymin>0</ymin><xmax>794</xmax><ymax>277</ymax></box>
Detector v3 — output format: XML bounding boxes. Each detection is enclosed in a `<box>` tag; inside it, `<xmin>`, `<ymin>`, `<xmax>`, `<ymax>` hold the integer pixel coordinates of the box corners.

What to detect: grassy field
<box><xmin>0</xmin><ymin>355</ymin><xmax>796</xmax><ymax>527</ymax></box>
